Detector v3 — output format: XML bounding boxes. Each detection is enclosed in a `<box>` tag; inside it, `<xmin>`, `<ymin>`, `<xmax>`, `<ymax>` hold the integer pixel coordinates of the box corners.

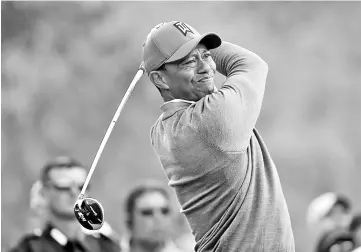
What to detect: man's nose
<box><xmin>152</xmin><ymin>211</ymin><xmax>166</xmax><ymax>221</ymax></box>
<box><xmin>197</xmin><ymin>58</ymin><xmax>211</xmax><ymax>74</ymax></box>
<box><xmin>69</xmin><ymin>185</ymin><xmax>80</xmax><ymax>196</ymax></box>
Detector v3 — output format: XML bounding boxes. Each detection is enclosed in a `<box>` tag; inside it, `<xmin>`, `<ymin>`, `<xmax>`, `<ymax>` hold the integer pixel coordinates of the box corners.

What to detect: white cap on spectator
<box><xmin>306</xmin><ymin>192</ymin><xmax>338</xmax><ymax>227</ymax></box>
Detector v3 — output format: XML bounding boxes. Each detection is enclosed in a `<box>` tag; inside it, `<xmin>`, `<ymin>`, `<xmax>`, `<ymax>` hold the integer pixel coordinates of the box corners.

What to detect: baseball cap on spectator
<box><xmin>306</xmin><ymin>192</ymin><xmax>351</xmax><ymax>227</ymax></box>
<box><xmin>142</xmin><ymin>21</ymin><xmax>222</xmax><ymax>74</ymax></box>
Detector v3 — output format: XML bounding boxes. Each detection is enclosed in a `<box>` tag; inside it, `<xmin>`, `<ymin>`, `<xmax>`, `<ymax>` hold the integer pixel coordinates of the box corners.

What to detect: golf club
<box><xmin>74</xmin><ymin>63</ymin><xmax>145</xmax><ymax>230</ymax></box>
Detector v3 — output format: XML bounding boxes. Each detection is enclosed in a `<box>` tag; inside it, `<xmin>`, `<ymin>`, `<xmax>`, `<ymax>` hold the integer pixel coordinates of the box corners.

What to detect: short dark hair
<box><xmin>41</xmin><ymin>156</ymin><xmax>84</xmax><ymax>185</ymax></box>
<box><xmin>124</xmin><ymin>181</ymin><xmax>170</xmax><ymax>229</ymax></box>
<box><xmin>349</xmin><ymin>213</ymin><xmax>361</xmax><ymax>232</ymax></box>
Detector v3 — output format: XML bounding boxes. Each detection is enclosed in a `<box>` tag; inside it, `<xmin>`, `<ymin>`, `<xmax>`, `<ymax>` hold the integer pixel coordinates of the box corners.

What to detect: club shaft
<box><xmin>79</xmin><ymin>66</ymin><xmax>145</xmax><ymax>197</ymax></box>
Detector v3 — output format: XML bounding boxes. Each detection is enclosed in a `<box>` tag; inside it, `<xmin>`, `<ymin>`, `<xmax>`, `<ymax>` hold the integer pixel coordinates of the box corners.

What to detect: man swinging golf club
<box><xmin>144</xmin><ymin>21</ymin><xmax>295</xmax><ymax>252</ymax></box>
<box><xmin>73</xmin><ymin>64</ymin><xmax>145</xmax><ymax>230</ymax></box>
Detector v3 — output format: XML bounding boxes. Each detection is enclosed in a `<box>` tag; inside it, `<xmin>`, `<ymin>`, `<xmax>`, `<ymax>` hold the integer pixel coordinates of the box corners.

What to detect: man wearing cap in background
<box><xmin>122</xmin><ymin>180</ymin><xmax>191</xmax><ymax>252</ymax></box>
<box><xmin>307</xmin><ymin>193</ymin><xmax>353</xmax><ymax>239</ymax></box>
<box><xmin>29</xmin><ymin>179</ymin><xmax>120</xmax><ymax>245</ymax></box>
<box><xmin>143</xmin><ymin>21</ymin><xmax>295</xmax><ymax>251</ymax></box>
<box><xmin>8</xmin><ymin>156</ymin><xmax>121</xmax><ymax>252</ymax></box>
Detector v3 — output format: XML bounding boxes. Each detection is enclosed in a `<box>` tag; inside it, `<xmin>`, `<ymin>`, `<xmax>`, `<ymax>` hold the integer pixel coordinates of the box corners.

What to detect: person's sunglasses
<box><xmin>139</xmin><ymin>207</ymin><xmax>171</xmax><ymax>217</ymax></box>
<box><xmin>47</xmin><ymin>183</ymin><xmax>86</xmax><ymax>192</ymax></box>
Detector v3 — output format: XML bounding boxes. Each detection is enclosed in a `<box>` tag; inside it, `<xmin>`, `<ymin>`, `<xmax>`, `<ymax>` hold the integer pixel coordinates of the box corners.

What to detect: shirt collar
<box><xmin>44</xmin><ymin>222</ymin><xmax>84</xmax><ymax>246</ymax></box>
<box><xmin>164</xmin><ymin>99</ymin><xmax>195</xmax><ymax>104</ymax></box>
<box><xmin>50</xmin><ymin>227</ymin><xmax>68</xmax><ymax>246</ymax></box>
<box><xmin>160</xmin><ymin>99</ymin><xmax>195</xmax><ymax>119</ymax></box>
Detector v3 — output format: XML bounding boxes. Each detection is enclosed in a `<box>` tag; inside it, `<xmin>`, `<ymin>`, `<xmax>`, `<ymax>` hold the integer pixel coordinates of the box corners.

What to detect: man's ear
<box><xmin>149</xmin><ymin>71</ymin><xmax>169</xmax><ymax>91</ymax></box>
<box><xmin>30</xmin><ymin>180</ymin><xmax>48</xmax><ymax>210</ymax></box>
<box><xmin>38</xmin><ymin>181</ymin><xmax>48</xmax><ymax>199</ymax></box>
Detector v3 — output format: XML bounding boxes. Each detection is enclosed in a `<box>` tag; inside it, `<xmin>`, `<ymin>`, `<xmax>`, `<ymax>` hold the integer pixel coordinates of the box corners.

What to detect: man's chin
<box><xmin>192</xmin><ymin>84</ymin><xmax>216</xmax><ymax>101</ymax></box>
<box><xmin>205</xmin><ymin>85</ymin><xmax>217</xmax><ymax>95</ymax></box>
<box><xmin>139</xmin><ymin>238</ymin><xmax>165</xmax><ymax>249</ymax></box>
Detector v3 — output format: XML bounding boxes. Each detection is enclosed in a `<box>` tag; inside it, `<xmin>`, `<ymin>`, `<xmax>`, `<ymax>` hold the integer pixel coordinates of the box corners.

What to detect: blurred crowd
<box><xmin>2</xmin><ymin>2</ymin><xmax>361</xmax><ymax>252</ymax></box>
<box><xmin>306</xmin><ymin>192</ymin><xmax>361</xmax><ymax>252</ymax></box>
<box><xmin>7</xmin><ymin>156</ymin><xmax>361</xmax><ymax>252</ymax></box>
<box><xmin>7</xmin><ymin>156</ymin><xmax>196</xmax><ymax>252</ymax></box>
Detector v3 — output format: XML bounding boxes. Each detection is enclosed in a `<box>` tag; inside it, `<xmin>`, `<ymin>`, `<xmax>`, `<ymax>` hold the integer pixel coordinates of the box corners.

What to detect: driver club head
<box><xmin>74</xmin><ymin>197</ymin><xmax>104</xmax><ymax>230</ymax></box>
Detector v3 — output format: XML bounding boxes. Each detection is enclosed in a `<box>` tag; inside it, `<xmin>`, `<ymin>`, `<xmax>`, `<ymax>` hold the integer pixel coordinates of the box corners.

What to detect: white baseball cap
<box><xmin>306</xmin><ymin>192</ymin><xmax>350</xmax><ymax>227</ymax></box>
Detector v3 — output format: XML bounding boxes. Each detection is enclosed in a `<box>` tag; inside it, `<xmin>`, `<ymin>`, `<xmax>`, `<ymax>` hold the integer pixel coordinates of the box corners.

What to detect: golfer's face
<box><xmin>163</xmin><ymin>44</ymin><xmax>217</xmax><ymax>101</ymax></box>
<box><xmin>45</xmin><ymin>167</ymin><xmax>87</xmax><ymax>218</ymax></box>
<box><xmin>132</xmin><ymin>191</ymin><xmax>172</xmax><ymax>243</ymax></box>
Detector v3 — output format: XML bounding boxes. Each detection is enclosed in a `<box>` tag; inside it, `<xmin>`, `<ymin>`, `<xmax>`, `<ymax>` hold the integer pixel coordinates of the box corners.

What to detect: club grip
<box><xmin>139</xmin><ymin>62</ymin><xmax>145</xmax><ymax>72</ymax></box>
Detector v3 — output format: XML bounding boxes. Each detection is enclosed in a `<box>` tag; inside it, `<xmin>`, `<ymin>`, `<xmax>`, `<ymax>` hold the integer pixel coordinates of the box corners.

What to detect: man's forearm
<box><xmin>211</xmin><ymin>41</ymin><xmax>268</xmax><ymax>83</ymax></box>
<box><xmin>199</xmin><ymin>41</ymin><xmax>268</xmax><ymax>151</ymax></box>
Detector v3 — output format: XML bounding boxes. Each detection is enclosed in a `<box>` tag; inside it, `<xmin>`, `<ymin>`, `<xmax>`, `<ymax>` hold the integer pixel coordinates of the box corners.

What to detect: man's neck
<box><xmin>161</xmin><ymin>86</ymin><xmax>218</xmax><ymax>103</ymax></box>
<box><xmin>48</xmin><ymin>217</ymin><xmax>83</xmax><ymax>241</ymax></box>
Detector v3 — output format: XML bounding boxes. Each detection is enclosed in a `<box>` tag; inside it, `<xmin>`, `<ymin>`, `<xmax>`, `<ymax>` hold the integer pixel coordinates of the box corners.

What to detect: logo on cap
<box><xmin>173</xmin><ymin>22</ymin><xmax>194</xmax><ymax>37</ymax></box>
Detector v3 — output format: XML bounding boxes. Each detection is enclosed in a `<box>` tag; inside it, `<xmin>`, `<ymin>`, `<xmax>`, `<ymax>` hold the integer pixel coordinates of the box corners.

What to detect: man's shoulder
<box><xmin>8</xmin><ymin>231</ymin><xmax>44</xmax><ymax>252</ymax></box>
<box><xmin>150</xmin><ymin>114</ymin><xmax>163</xmax><ymax>141</ymax></box>
<box><xmin>19</xmin><ymin>231</ymin><xmax>43</xmax><ymax>243</ymax></box>
<box><xmin>151</xmin><ymin>114</ymin><xmax>163</xmax><ymax>130</ymax></box>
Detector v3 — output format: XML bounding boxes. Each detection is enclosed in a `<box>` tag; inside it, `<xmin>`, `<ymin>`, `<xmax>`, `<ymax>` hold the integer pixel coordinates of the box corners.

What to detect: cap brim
<box><xmin>306</xmin><ymin>193</ymin><xmax>338</xmax><ymax>226</ymax></box>
<box><xmin>165</xmin><ymin>33</ymin><xmax>222</xmax><ymax>64</ymax></box>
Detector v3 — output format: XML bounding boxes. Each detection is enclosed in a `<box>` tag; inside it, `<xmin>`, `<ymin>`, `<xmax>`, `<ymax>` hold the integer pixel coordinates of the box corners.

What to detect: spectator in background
<box><xmin>8</xmin><ymin>156</ymin><xmax>121</xmax><ymax>252</ymax></box>
<box><xmin>316</xmin><ymin>229</ymin><xmax>355</xmax><ymax>252</ymax></box>
<box><xmin>29</xmin><ymin>178</ymin><xmax>120</xmax><ymax>243</ymax></box>
<box><xmin>349</xmin><ymin>213</ymin><xmax>361</xmax><ymax>249</ymax></box>
<box><xmin>307</xmin><ymin>192</ymin><xmax>353</xmax><ymax>239</ymax></box>
<box><xmin>123</xmin><ymin>181</ymin><xmax>191</xmax><ymax>252</ymax></box>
